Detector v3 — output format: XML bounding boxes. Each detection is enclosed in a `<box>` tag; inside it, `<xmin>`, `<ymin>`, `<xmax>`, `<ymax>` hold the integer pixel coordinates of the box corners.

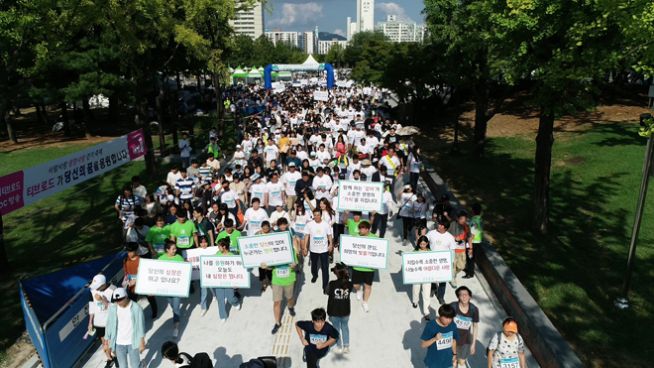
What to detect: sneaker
<box><xmin>356</xmin><ymin>289</ymin><xmax>363</xmax><ymax>301</ymax></box>
<box><xmin>463</xmin><ymin>274</ymin><xmax>474</xmax><ymax>279</ymax></box>
<box><xmin>112</xmin><ymin>357</ymin><xmax>119</xmax><ymax>368</ymax></box>
<box><xmin>362</xmin><ymin>302</ymin><xmax>369</xmax><ymax>313</ymax></box>
<box><xmin>311</xmin><ymin>276</ymin><xmax>318</xmax><ymax>283</ymax></box>
<box><xmin>335</xmin><ymin>347</ymin><xmax>343</xmax><ymax>354</ymax></box>
<box><xmin>236</xmin><ymin>302</ymin><xmax>242</xmax><ymax>311</ymax></box>
<box><xmin>403</xmin><ymin>239</ymin><xmax>408</xmax><ymax>246</ymax></box>
<box><xmin>423</xmin><ymin>314</ymin><xmax>430</xmax><ymax>321</ymax></box>
<box><xmin>289</xmin><ymin>307</ymin><xmax>296</xmax><ymax>317</ymax></box>
<box><xmin>438</xmin><ymin>297</ymin><xmax>445</xmax><ymax>305</ymax></box>
<box><xmin>104</xmin><ymin>360</ymin><xmax>114</xmax><ymax>368</ymax></box>
<box><xmin>172</xmin><ymin>328</ymin><xmax>179</xmax><ymax>338</ymax></box>
<box><xmin>220</xmin><ymin>318</ymin><xmax>228</xmax><ymax>324</ymax></box>
<box><xmin>412</xmin><ymin>303</ymin><xmax>418</xmax><ymax>309</ymax></box>
<box><xmin>449</xmin><ymin>281</ymin><xmax>457</xmax><ymax>288</ymax></box>
<box><xmin>323</xmin><ymin>288</ymin><xmax>328</xmax><ymax>295</ymax></box>
<box><xmin>234</xmin><ymin>290</ymin><xmax>242</xmax><ymax>299</ymax></box>
<box><xmin>201</xmin><ymin>309</ymin><xmax>208</xmax><ymax>317</ymax></box>
<box><xmin>343</xmin><ymin>347</ymin><xmax>350</xmax><ymax>354</ymax></box>
<box><xmin>271</xmin><ymin>323</ymin><xmax>281</xmax><ymax>335</ymax></box>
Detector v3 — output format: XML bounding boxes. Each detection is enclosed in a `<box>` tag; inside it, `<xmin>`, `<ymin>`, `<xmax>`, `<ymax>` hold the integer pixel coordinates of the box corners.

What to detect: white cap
<box><xmin>89</xmin><ymin>274</ymin><xmax>106</xmax><ymax>290</ymax></box>
<box><xmin>112</xmin><ymin>287</ymin><xmax>128</xmax><ymax>301</ymax></box>
<box><xmin>288</xmin><ymin>162</ymin><xmax>296</xmax><ymax>167</ymax></box>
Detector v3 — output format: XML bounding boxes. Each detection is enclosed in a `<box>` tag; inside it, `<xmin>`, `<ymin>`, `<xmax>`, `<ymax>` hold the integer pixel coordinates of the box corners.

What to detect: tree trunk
<box><xmin>1</xmin><ymin>103</ymin><xmax>18</xmax><ymax>143</ymax></box>
<box><xmin>213</xmin><ymin>73</ymin><xmax>224</xmax><ymax>132</ymax></box>
<box><xmin>155</xmin><ymin>87</ymin><xmax>166</xmax><ymax>156</ymax></box>
<box><xmin>35</xmin><ymin>104</ymin><xmax>45</xmax><ymax>127</ymax></box>
<box><xmin>0</xmin><ymin>214</ymin><xmax>9</xmax><ymax>278</ymax></box>
<box><xmin>533</xmin><ymin>107</ymin><xmax>555</xmax><ymax>234</ymax></box>
<box><xmin>60</xmin><ymin>102</ymin><xmax>72</xmax><ymax>137</ymax></box>
<box><xmin>82</xmin><ymin>97</ymin><xmax>92</xmax><ymax>139</ymax></box>
<box><xmin>108</xmin><ymin>95</ymin><xmax>118</xmax><ymax>124</ymax></box>
<box><xmin>473</xmin><ymin>81</ymin><xmax>490</xmax><ymax>157</ymax></box>
<box><xmin>136</xmin><ymin>102</ymin><xmax>156</xmax><ymax>176</ymax></box>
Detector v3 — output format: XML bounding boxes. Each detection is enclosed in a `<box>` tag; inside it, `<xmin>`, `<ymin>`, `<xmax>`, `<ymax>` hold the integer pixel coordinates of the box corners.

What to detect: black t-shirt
<box><xmin>296</xmin><ymin>321</ymin><xmax>339</xmax><ymax>354</ymax></box>
<box><xmin>327</xmin><ymin>279</ymin><xmax>353</xmax><ymax>317</ymax></box>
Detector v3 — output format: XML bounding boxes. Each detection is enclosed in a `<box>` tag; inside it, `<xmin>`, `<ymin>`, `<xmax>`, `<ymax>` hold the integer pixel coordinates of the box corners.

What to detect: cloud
<box><xmin>376</xmin><ymin>2</ymin><xmax>412</xmax><ymax>22</ymax></box>
<box><xmin>269</xmin><ymin>2</ymin><xmax>323</xmax><ymax>27</ymax></box>
<box><xmin>333</xmin><ymin>28</ymin><xmax>345</xmax><ymax>36</ymax></box>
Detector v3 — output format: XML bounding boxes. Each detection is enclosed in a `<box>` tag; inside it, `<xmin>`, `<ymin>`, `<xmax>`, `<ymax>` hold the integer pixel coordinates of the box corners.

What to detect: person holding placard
<box><xmin>448</xmin><ymin>211</ymin><xmax>472</xmax><ymax>288</ymax></box>
<box><xmin>371</xmin><ymin>183</ymin><xmax>396</xmax><ymax>238</ymax></box>
<box><xmin>412</xmin><ymin>236</ymin><xmax>433</xmax><ymax>320</ymax></box>
<box><xmin>351</xmin><ymin>221</ymin><xmax>377</xmax><ymax>313</ymax></box>
<box><xmin>168</xmin><ymin>211</ymin><xmax>199</xmax><ymax>252</ymax></box>
<box><xmin>420</xmin><ymin>304</ymin><xmax>459</xmax><ymax>368</ymax></box>
<box><xmin>255</xmin><ymin>221</ymin><xmax>275</xmax><ymax>292</ymax></box>
<box><xmin>449</xmin><ymin>286</ymin><xmax>480</xmax><ymax>368</ymax></box>
<box><xmin>158</xmin><ymin>240</ymin><xmax>185</xmax><ymax>338</ymax></box>
<box><xmin>123</xmin><ymin>242</ymin><xmax>158</xmax><ymax>319</ymax></box>
<box><xmin>268</xmin><ymin>218</ymin><xmax>298</xmax><ymax>335</ymax></box>
<box><xmin>211</xmin><ymin>238</ymin><xmax>242</xmax><ymax>322</ymax></box>
<box><xmin>427</xmin><ymin>219</ymin><xmax>457</xmax><ymax>305</ymax></box>
<box><xmin>303</xmin><ymin>209</ymin><xmax>334</xmax><ymax>294</ymax></box>
<box><xmin>295</xmin><ymin>308</ymin><xmax>339</xmax><ymax>368</ymax></box>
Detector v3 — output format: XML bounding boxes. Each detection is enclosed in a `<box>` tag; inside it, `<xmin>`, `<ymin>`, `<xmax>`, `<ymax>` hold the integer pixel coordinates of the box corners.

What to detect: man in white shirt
<box><xmin>242</xmin><ymin>198</ymin><xmax>269</xmax><ymax>236</ymax></box>
<box><xmin>265</xmin><ymin>173</ymin><xmax>285</xmax><ymax>214</ymax></box>
<box><xmin>312</xmin><ymin>168</ymin><xmax>333</xmax><ymax>201</ymax></box>
<box><xmin>426</xmin><ymin>219</ymin><xmax>457</xmax><ymax>304</ymax></box>
<box><xmin>316</xmin><ymin>144</ymin><xmax>331</xmax><ymax>163</ymax></box>
<box><xmin>105</xmin><ymin>288</ymin><xmax>145</xmax><ymax>368</ymax></box>
<box><xmin>263</xmin><ymin>139</ymin><xmax>279</xmax><ymax>166</ymax></box>
<box><xmin>303</xmin><ymin>209</ymin><xmax>334</xmax><ymax>293</ymax></box>
<box><xmin>281</xmin><ymin>163</ymin><xmax>302</xmax><ymax>210</ymax></box>
<box><xmin>249</xmin><ymin>175</ymin><xmax>268</xmax><ymax>206</ymax></box>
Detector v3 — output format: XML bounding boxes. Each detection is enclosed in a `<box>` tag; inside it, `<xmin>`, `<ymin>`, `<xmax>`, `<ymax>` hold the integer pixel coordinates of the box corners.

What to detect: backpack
<box><xmin>179</xmin><ymin>352</ymin><xmax>213</xmax><ymax>368</ymax></box>
<box><xmin>239</xmin><ymin>356</ymin><xmax>277</xmax><ymax>368</ymax></box>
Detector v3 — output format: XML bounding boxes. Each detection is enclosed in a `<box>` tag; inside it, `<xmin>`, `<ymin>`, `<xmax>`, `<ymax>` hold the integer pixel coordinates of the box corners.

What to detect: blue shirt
<box><xmin>420</xmin><ymin>320</ymin><xmax>459</xmax><ymax>368</ymax></box>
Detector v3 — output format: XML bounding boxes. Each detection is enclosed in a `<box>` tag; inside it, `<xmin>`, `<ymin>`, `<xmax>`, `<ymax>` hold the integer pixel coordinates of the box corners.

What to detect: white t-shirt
<box><xmin>264</xmin><ymin>144</ymin><xmax>279</xmax><ymax>162</ymax></box>
<box><xmin>282</xmin><ymin>171</ymin><xmax>302</xmax><ymax>196</ymax></box>
<box><xmin>305</xmin><ymin>220</ymin><xmax>333</xmax><ymax>253</ymax></box>
<box><xmin>426</xmin><ymin>230</ymin><xmax>457</xmax><ymax>251</ymax></box>
<box><xmin>269</xmin><ymin>210</ymin><xmax>289</xmax><ymax>228</ymax></box>
<box><xmin>244</xmin><ymin>207</ymin><xmax>269</xmax><ymax>236</ymax></box>
<box><xmin>220</xmin><ymin>190</ymin><xmax>238</xmax><ymax>209</ymax></box>
<box><xmin>316</xmin><ymin>150</ymin><xmax>331</xmax><ymax>163</ymax></box>
<box><xmin>378</xmin><ymin>191</ymin><xmax>395</xmax><ymax>215</ymax></box>
<box><xmin>292</xmin><ymin>214</ymin><xmax>310</xmax><ymax>234</ymax></box>
<box><xmin>381</xmin><ymin>155</ymin><xmax>401</xmax><ymax>176</ymax></box>
<box><xmin>116</xmin><ymin>302</ymin><xmax>134</xmax><ymax>345</ymax></box>
<box><xmin>312</xmin><ymin>175</ymin><xmax>333</xmax><ymax>200</ymax></box>
<box><xmin>250</xmin><ymin>183</ymin><xmax>268</xmax><ymax>203</ymax></box>
<box><xmin>89</xmin><ymin>287</ymin><xmax>115</xmax><ymax>328</ymax></box>
<box><xmin>166</xmin><ymin>171</ymin><xmax>182</xmax><ymax>188</ymax></box>
<box><xmin>266</xmin><ymin>181</ymin><xmax>285</xmax><ymax>206</ymax></box>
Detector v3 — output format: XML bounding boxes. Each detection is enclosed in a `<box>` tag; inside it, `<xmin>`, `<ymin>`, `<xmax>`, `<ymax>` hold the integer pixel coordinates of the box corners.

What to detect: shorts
<box><xmin>351</xmin><ymin>269</ymin><xmax>375</xmax><ymax>285</ymax></box>
<box><xmin>272</xmin><ymin>284</ymin><xmax>295</xmax><ymax>302</ymax></box>
<box><xmin>456</xmin><ymin>343</ymin><xmax>471</xmax><ymax>359</ymax></box>
<box><xmin>94</xmin><ymin>326</ymin><xmax>106</xmax><ymax>339</ymax></box>
<box><xmin>454</xmin><ymin>252</ymin><xmax>466</xmax><ymax>272</ymax></box>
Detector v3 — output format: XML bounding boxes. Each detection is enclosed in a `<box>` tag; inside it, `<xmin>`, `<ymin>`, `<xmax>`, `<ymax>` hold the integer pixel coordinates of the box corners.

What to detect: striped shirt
<box><xmin>198</xmin><ymin>166</ymin><xmax>212</xmax><ymax>184</ymax></box>
<box><xmin>176</xmin><ymin>177</ymin><xmax>195</xmax><ymax>201</ymax></box>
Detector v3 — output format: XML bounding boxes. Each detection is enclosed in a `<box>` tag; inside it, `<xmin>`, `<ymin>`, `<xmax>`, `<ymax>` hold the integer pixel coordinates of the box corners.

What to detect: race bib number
<box><xmin>454</xmin><ymin>315</ymin><xmax>473</xmax><ymax>330</ymax></box>
<box><xmin>312</xmin><ymin>236</ymin><xmax>327</xmax><ymax>252</ymax></box>
<box><xmin>309</xmin><ymin>334</ymin><xmax>327</xmax><ymax>345</ymax></box>
<box><xmin>249</xmin><ymin>220</ymin><xmax>261</xmax><ymax>232</ymax></box>
<box><xmin>275</xmin><ymin>267</ymin><xmax>290</xmax><ymax>278</ymax></box>
<box><xmin>225</xmin><ymin>197</ymin><xmax>235</xmax><ymax>207</ymax></box>
<box><xmin>436</xmin><ymin>331</ymin><xmax>453</xmax><ymax>350</ymax></box>
<box><xmin>500</xmin><ymin>357</ymin><xmax>520</xmax><ymax>368</ymax></box>
<box><xmin>177</xmin><ymin>236</ymin><xmax>190</xmax><ymax>247</ymax></box>
<box><xmin>154</xmin><ymin>243</ymin><xmax>165</xmax><ymax>254</ymax></box>
<box><xmin>270</xmin><ymin>191</ymin><xmax>282</xmax><ymax>201</ymax></box>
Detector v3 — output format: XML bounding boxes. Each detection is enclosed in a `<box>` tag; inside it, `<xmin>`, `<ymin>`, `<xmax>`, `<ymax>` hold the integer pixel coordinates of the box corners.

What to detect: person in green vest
<box><xmin>266</xmin><ymin>218</ymin><xmax>298</xmax><ymax>335</ymax></box>
<box><xmin>206</xmin><ymin>137</ymin><xmax>221</xmax><ymax>159</ymax></box>
<box><xmin>167</xmin><ymin>212</ymin><xmax>198</xmax><ymax>254</ymax></box>
<box><xmin>465</xmin><ymin>203</ymin><xmax>483</xmax><ymax>279</ymax></box>
<box><xmin>215</xmin><ymin>218</ymin><xmax>242</xmax><ymax>254</ymax></box>
<box><xmin>351</xmin><ymin>221</ymin><xmax>377</xmax><ymax>313</ymax></box>
<box><xmin>158</xmin><ymin>240</ymin><xmax>185</xmax><ymax>338</ymax></box>
<box><xmin>346</xmin><ymin>211</ymin><xmax>362</xmax><ymax>236</ymax></box>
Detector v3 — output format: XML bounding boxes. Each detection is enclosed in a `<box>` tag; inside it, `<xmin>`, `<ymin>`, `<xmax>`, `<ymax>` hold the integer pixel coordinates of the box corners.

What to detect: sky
<box><xmin>265</xmin><ymin>0</ymin><xmax>426</xmax><ymax>36</ymax></box>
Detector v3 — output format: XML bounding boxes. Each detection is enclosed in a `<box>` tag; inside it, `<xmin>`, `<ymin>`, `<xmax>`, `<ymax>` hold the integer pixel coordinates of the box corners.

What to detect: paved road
<box><xmin>82</xmin><ymin>179</ymin><xmax>539</xmax><ymax>368</ymax></box>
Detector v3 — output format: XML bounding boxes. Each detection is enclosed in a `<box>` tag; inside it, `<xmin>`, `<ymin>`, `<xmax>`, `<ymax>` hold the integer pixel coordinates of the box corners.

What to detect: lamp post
<box><xmin>615</xmin><ymin>113</ymin><xmax>654</xmax><ymax>309</ymax></box>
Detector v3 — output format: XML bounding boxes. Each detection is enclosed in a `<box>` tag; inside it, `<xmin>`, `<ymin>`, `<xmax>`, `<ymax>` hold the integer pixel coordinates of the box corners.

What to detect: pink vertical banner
<box><xmin>0</xmin><ymin>171</ymin><xmax>25</xmax><ymax>216</ymax></box>
<box><xmin>127</xmin><ymin>129</ymin><xmax>147</xmax><ymax>160</ymax></box>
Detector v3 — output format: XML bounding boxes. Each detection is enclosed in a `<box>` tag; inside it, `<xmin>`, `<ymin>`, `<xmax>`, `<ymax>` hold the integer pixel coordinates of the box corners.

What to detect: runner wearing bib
<box><xmin>420</xmin><ymin>304</ymin><xmax>459</xmax><ymax>368</ymax></box>
<box><xmin>449</xmin><ymin>286</ymin><xmax>480</xmax><ymax>368</ymax></box>
<box><xmin>487</xmin><ymin>318</ymin><xmax>526</xmax><ymax>368</ymax></box>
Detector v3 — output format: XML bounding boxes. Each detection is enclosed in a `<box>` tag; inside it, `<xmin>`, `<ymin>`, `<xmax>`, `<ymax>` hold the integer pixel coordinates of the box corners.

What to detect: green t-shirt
<box><xmin>346</xmin><ymin>219</ymin><xmax>361</xmax><ymax>236</ymax></box>
<box><xmin>470</xmin><ymin>215</ymin><xmax>483</xmax><ymax>243</ymax></box>
<box><xmin>272</xmin><ymin>248</ymin><xmax>298</xmax><ymax>286</ymax></box>
<box><xmin>353</xmin><ymin>232</ymin><xmax>377</xmax><ymax>273</ymax></box>
<box><xmin>168</xmin><ymin>220</ymin><xmax>197</xmax><ymax>249</ymax></box>
<box><xmin>216</xmin><ymin>229</ymin><xmax>242</xmax><ymax>254</ymax></box>
<box><xmin>146</xmin><ymin>226</ymin><xmax>170</xmax><ymax>253</ymax></box>
<box><xmin>158</xmin><ymin>253</ymin><xmax>185</xmax><ymax>262</ymax></box>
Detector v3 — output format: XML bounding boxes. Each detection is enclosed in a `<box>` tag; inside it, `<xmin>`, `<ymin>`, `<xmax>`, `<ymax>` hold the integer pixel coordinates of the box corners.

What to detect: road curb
<box><xmin>420</xmin><ymin>164</ymin><xmax>584</xmax><ymax>368</ymax></box>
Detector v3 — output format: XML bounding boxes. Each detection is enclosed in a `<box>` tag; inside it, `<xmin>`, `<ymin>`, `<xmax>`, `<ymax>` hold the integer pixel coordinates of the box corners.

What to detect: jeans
<box><xmin>401</xmin><ymin>216</ymin><xmax>414</xmax><ymax>240</ymax></box>
<box><xmin>167</xmin><ymin>296</ymin><xmax>181</xmax><ymax>323</ymax></box>
<box><xmin>330</xmin><ymin>316</ymin><xmax>350</xmax><ymax>347</ymax></box>
<box><xmin>212</xmin><ymin>288</ymin><xmax>240</xmax><ymax>319</ymax></box>
<box><xmin>115</xmin><ymin>344</ymin><xmax>140</xmax><ymax>368</ymax></box>
<box><xmin>410</xmin><ymin>172</ymin><xmax>420</xmax><ymax>191</ymax></box>
<box><xmin>412</xmin><ymin>283</ymin><xmax>431</xmax><ymax>316</ymax></box>
<box><xmin>310</xmin><ymin>252</ymin><xmax>330</xmax><ymax>291</ymax></box>
<box><xmin>181</xmin><ymin>156</ymin><xmax>191</xmax><ymax>169</ymax></box>
<box><xmin>304</xmin><ymin>346</ymin><xmax>327</xmax><ymax>368</ymax></box>
<box><xmin>372</xmin><ymin>213</ymin><xmax>389</xmax><ymax>238</ymax></box>
<box><xmin>431</xmin><ymin>282</ymin><xmax>446</xmax><ymax>302</ymax></box>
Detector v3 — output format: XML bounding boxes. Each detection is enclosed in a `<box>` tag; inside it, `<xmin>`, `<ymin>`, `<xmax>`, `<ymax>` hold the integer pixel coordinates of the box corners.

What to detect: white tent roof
<box><xmin>302</xmin><ymin>54</ymin><xmax>320</xmax><ymax>67</ymax></box>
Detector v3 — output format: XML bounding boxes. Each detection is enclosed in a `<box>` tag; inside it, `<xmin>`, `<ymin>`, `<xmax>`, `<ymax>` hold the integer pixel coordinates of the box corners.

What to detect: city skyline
<box><xmin>265</xmin><ymin>0</ymin><xmax>425</xmax><ymax>36</ymax></box>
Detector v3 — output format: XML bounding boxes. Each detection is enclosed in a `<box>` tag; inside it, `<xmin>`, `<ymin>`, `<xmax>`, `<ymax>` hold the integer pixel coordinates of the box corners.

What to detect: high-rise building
<box><xmin>318</xmin><ymin>40</ymin><xmax>348</xmax><ymax>55</ymax></box>
<box><xmin>356</xmin><ymin>0</ymin><xmax>375</xmax><ymax>32</ymax></box>
<box><xmin>230</xmin><ymin>1</ymin><xmax>264</xmax><ymax>39</ymax></box>
<box><xmin>376</xmin><ymin>15</ymin><xmax>426</xmax><ymax>43</ymax></box>
<box><xmin>300</xmin><ymin>31</ymin><xmax>316</xmax><ymax>55</ymax></box>
<box><xmin>265</xmin><ymin>31</ymin><xmax>300</xmax><ymax>48</ymax></box>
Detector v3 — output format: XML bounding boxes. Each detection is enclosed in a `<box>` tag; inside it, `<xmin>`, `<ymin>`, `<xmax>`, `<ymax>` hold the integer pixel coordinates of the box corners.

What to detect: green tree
<box><xmin>345</xmin><ymin>31</ymin><xmax>393</xmax><ymax>85</ymax></box>
<box><xmin>324</xmin><ymin>43</ymin><xmax>346</xmax><ymax>68</ymax></box>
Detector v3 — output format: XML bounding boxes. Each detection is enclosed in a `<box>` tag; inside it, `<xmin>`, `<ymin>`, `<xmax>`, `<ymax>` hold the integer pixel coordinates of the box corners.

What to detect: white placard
<box><xmin>238</xmin><ymin>231</ymin><xmax>294</xmax><ymax>268</ymax></box>
<box><xmin>199</xmin><ymin>255</ymin><xmax>251</xmax><ymax>288</ymax></box>
<box><xmin>336</xmin><ymin>180</ymin><xmax>384</xmax><ymax>212</ymax></box>
<box><xmin>184</xmin><ymin>246</ymin><xmax>219</xmax><ymax>280</ymax></box>
<box><xmin>272</xmin><ymin>82</ymin><xmax>286</xmax><ymax>93</ymax></box>
<box><xmin>340</xmin><ymin>235</ymin><xmax>389</xmax><ymax>269</ymax></box>
<box><xmin>135</xmin><ymin>259</ymin><xmax>192</xmax><ymax>297</ymax></box>
<box><xmin>313</xmin><ymin>91</ymin><xmax>329</xmax><ymax>101</ymax></box>
<box><xmin>402</xmin><ymin>251</ymin><xmax>453</xmax><ymax>284</ymax></box>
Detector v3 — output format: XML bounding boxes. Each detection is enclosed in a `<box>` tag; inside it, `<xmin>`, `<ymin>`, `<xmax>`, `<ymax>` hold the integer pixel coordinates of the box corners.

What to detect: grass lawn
<box><xmin>419</xmin><ymin>122</ymin><xmax>654</xmax><ymax>367</ymax></box>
